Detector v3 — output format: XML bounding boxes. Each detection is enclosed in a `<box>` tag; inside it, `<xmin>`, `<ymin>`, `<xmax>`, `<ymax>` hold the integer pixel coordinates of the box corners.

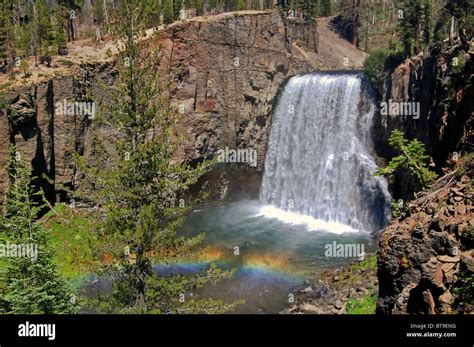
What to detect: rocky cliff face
<box><xmin>0</xmin><ymin>63</ymin><xmax>116</xmax><ymax>206</ymax></box>
<box><xmin>155</xmin><ymin>11</ymin><xmax>318</xmax><ymax>169</ymax></box>
<box><xmin>377</xmin><ymin>160</ymin><xmax>473</xmax><ymax>314</ymax></box>
<box><xmin>375</xmin><ymin>41</ymin><xmax>474</xmax><ymax>314</ymax></box>
<box><xmin>0</xmin><ymin>11</ymin><xmax>333</xmax><ymax>206</ymax></box>
<box><xmin>373</xmin><ymin>42</ymin><xmax>473</xmax><ymax>199</ymax></box>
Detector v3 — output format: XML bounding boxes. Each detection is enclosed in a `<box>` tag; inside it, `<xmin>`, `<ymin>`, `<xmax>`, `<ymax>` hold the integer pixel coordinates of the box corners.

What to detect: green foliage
<box><xmin>77</xmin><ymin>0</ymin><xmax>237</xmax><ymax>314</ymax></box>
<box><xmin>363</xmin><ymin>48</ymin><xmax>404</xmax><ymax>94</ymax></box>
<box><xmin>20</xmin><ymin>59</ymin><xmax>29</xmax><ymax>77</ymax></box>
<box><xmin>144</xmin><ymin>0</ymin><xmax>162</xmax><ymax>26</ymax></box>
<box><xmin>0</xmin><ymin>93</ymin><xmax>7</xmax><ymax>110</ymax></box>
<box><xmin>453</xmin><ymin>261</ymin><xmax>474</xmax><ymax>311</ymax></box>
<box><xmin>35</xmin><ymin>0</ymin><xmax>54</xmax><ymax>56</ymax></box>
<box><xmin>398</xmin><ymin>0</ymin><xmax>422</xmax><ymax>56</ymax></box>
<box><xmin>173</xmin><ymin>0</ymin><xmax>184</xmax><ymax>19</ymax></box>
<box><xmin>0</xmin><ymin>0</ymin><xmax>12</xmax><ymax>62</ymax></box>
<box><xmin>345</xmin><ymin>254</ymin><xmax>378</xmax><ymax>314</ymax></box>
<box><xmin>0</xmin><ymin>146</ymin><xmax>78</xmax><ymax>314</ymax></box>
<box><xmin>332</xmin><ymin>0</ymin><xmax>474</xmax><ymax>52</ymax></box>
<box><xmin>390</xmin><ymin>199</ymin><xmax>403</xmax><ymax>219</ymax></box>
<box><xmin>44</xmin><ymin>203</ymin><xmax>101</xmax><ymax>282</ymax></box>
<box><xmin>162</xmin><ymin>0</ymin><xmax>174</xmax><ymax>24</ymax></box>
<box><xmin>58</xmin><ymin>59</ymin><xmax>74</xmax><ymax>66</ymax></box>
<box><xmin>235</xmin><ymin>0</ymin><xmax>246</xmax><ymax>11</ymax></box>
<box><xmin>352</xmin><ymin>253</ymin><xmax>377</xmax><ymax>272</ymax></box>
<box><xmin>447</xmin><ymin>0</ymin><xmax>474</xmax><ymax>37</ymax></box>
<box><xmin>282</xmin><ymin>0</ymin><xmax>319</xmax><ymax>19</ymax></box>
<box><xmin>319</xmin><ymin>0</ymin><xmax>332</xmax><ymax>17</ymax></box>
<box><xmin>465</xmin><ymin>14</ymin><xmax>474</xmax><ymax>38</ymax></box>
<box><xmin>347</xmin><ymin>290</ymin><xmax>377</xmax><ymax>314</ymax></box>
<box><xmin>0</xmin><ymin>0</ymin><xmax>15</xmax><ymax>71</ymax></box>
<box><xmin>12</xmin><ymin>0</ymin><xmax>65</xmax><ymax>63</ymax></box>
<box><xmin>375</xmin><ymin>130</ymin><xmax>437</xmax><ymax>191</ymax></box>
<box><xmin>422</xmin><ymin>0</ymin><xmax>431</xmax><ymax>45</ymax></box>
<box><xmin>452</xmin><ymin>53</ymin><xmax>468</xmax><ymax>75</ymax></box>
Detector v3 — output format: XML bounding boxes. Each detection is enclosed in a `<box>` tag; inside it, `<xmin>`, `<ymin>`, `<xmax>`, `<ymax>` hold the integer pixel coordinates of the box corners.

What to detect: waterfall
<box><xmin>260</xmin><ymin>72</ymin><xmax>391</xmax><ymax>233</ymax></box>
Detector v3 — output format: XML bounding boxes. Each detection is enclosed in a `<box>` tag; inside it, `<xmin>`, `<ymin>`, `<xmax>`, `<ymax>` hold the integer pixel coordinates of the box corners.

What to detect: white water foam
<box><xmin>258</xmin><ymin>205</ymin><xmax>358</xmax><ymax>235</ymax></box>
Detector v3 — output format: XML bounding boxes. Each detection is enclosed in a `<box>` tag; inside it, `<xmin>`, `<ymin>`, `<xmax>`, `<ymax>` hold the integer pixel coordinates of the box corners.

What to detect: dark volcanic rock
<box><xmin>373</xmin><ymin>42</ymin><xmax>473</xmax><ymax>201</ymax></box>
<box><xmin>282</xmin><ymin>254</ymin><xmax>379</xmax><ymax>315</ymax></box>
<box><xmin>377</xmin><ymin>166</ymin><xmax>473</xmax><ymax>314</ymax></box>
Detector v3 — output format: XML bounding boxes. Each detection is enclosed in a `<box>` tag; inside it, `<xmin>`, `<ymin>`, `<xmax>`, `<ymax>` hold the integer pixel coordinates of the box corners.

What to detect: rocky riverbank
<box><xmin>281</xmin><ymin>253</ymin><xmax>379</xmax><ymax>314</ymax></box>
<box><xmin>283</xmin><ymin>156</ymin><xmax>473</xmax><ymax>315</ymax></box>
<box><xmin>377</xmin><ymin>157</ymin><xmax>473</xmax><ymax>314</ymax></box>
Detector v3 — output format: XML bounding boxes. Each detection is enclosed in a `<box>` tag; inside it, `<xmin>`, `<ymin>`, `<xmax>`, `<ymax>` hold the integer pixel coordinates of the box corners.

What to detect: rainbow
<box><xmin>155</xmin><ymin>246</ymin><xmax>305</xmax><ymax>280</ymax></box>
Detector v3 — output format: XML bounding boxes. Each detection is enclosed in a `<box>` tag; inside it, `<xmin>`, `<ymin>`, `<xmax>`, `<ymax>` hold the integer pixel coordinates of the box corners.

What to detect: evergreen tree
<box><xmin>78</xmin><ymin>0</ymin><xmax>238</xmax><ymax>314</ymax></box>
<box><xmin>32</xmin><ymin>0</ymin><xmax>56</xmax><ymax>65</ymax></box>
<box><xmin>57</xmin><ymin>0</ymin><xmax>82</xmax><ymax>41</ymax></box>
<box><xmin>162</xmin><ymin>0</ymin><xmax>174</xmax><ymax>24</ymax></box>
<box><xmin>444</xmin><ymin>0</ymin><xmax>474</xmax><ymax>43</ymax></box>
<box><xmin>320</xmin><ymin>0</ymin><xmax>331</xmax><ymax>17</ymax></box>
<box><xmin>375</xmin><ymin>130</ymin><xmax>437</xmax><ymax>191</ymax></box>
<box><xmin>337</xmin><ymin>0</ymin><xmax>361</xmax><ymax>47</ymax></box>
<box><xmin>51</xmin><ymin>5</ymin><xmax>67</xmax><ymax>54</ymax></box>
<box><xmin>296</xmin><ymin>0</ymin><xmax>318</xmax><ymax>19</ymax></box>
<box><xmin>363</xmin><ymin>48</ymin><xmax>404</xmax><ymax>96</ymax></box>
<box><xmin>422</xmin><ymin>0</ymin><xmax>432</xmax><ymax>45</ymax></box>
<box><xmin>15</xmin><ymin>17</ymin><xmax>32</xmax><ymax>61</ymax></box>
<box><xmin>0</xmin><ymin>0</ymin><xmax>16</xmax><ymax>72</ymax></box>
<box><xmin>398</xmin><ymin>0</ymin><xmax>422</xmax><ymax>56</ymax></box>
<box><xmin>0</xmin><ymin>1</ymin><xmax>9</xmax><ymax>65</ymax></box>
<box><xmin>0</xmin><ymin>146</ymin><xmax>78</xmax><ymax>314</ymax></box>
<box><xmin>174</xmin><ymin>0</ymin><xmax>184</xmax><ymax>19</ymax></box>
<box><xmin>144</xmin><ymin>0</ymin><xmax>161</xmax><ymax>27</ymax></box>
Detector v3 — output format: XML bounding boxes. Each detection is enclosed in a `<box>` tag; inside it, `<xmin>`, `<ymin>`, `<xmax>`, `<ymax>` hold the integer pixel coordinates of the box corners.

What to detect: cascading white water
<box><xmin>260</xmin><ymin>72</ymin><xmax>391</xmax><ymax>233</ymax></box>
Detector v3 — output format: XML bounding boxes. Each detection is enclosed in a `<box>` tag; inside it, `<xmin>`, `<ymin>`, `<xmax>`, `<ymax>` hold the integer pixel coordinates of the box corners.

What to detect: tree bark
<box><xmin>449</xmin><ymin>15</ymin><xmax>455</xmax><ymax>44</ymax></box>
<box><xmin>352</xmin><ymin>0</ymin><xmax>360</xmax><ymax>47</ymax></box>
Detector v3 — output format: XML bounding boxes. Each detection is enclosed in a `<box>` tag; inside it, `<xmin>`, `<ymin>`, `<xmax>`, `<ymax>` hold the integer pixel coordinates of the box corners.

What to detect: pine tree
<box><xmin>32</xmin><ymin>0</ymin><xmax>56</xmax><ymax>65</ymax></box>
<box><xmin>51</xmin><ymin>5</ymin><xmax>67</xmax><ymax>55</ymax></box>
<box><xmin>336</xmin><ymin>0</ymin><xmax>361</xmax><ymax>47</ymax></box>
<box><xmin>0</xmin><ymin>146</ymin><xmax>78</xmax><ymax>314</ymax></box>
<box><xmin>320</xmin><ymin>0</ymin><xmax>331</xmax><ymax>17</ymax></box>
<box><xmin>0</xmin><ymin>0</ymin><xmax>16</xmax><ymax>73</ymax></box>
<box><xmin>77</xmin><ymin>0</ymin><xmax>238</xmax><ymax>314</ymax></box>
<box><xmin>422</xmin><ymin>0</ymin><xmax>432</xmax><ymax>45</ymax></box>
<box><xmin>15</xmin><ymin>17</ymin><xmax>32</xmax><ymax>61</ymax></box>
<box><xmin>0</xmin><ymin>1</ymin><xmax>9</xmax><ymax>65</ymax></box>
<box><xmin>162</xmin><ymin>0</ymin><xmax>174</xmax><ymax>24</ymax></box>
<box><xmin>57</xmin><ymin>0</ymin><xmax>82</xmax><ymax>42</ymax></box>
<box><xmin>173</xmin><ymin>0</ymin><xmax>183</xmax><ymax>19</ymax></box>
<box><xmin>375</xmin><ymin>130</ymin><xmax>437</xmax><ymax>191</ymax></box>
<box><xmin>444</xmin><ymin>0</ymin><xmax>474</xmax><ymax>44</ymax></box>
<box><xmin>144</xmin><ymin>0</ymin><xmax>161</xmax><ymax>27</ymax></box>
<box><xmin>398</xmin><ymin>0</ymin><xmax>422</xmax><ymax>56</ymax></box>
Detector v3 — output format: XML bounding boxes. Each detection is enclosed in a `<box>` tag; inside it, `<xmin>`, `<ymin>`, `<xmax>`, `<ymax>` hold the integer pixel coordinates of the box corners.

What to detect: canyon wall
<box><xmin>376</xmin><ymin>42</ymin><xmax>474</xmax><ymax>314</ymax></box>
<box><xmin>157</xmin><ymin>11</ymin><xmax>319</xmax><ymax>169</ymax></box>
<box><xmin>0</xmin><ymin>11</ymin><xmax>325</xmax><ymax>206</ymax></box>
<box><xmin>373</xmin><ymin>43</ymin><xmax>473</xmax><ymax>199</ymax></box>
<box><xmin>0</xmin><ymin>63</ymin><xmax>117</xmax><ymax>206</ymax></box>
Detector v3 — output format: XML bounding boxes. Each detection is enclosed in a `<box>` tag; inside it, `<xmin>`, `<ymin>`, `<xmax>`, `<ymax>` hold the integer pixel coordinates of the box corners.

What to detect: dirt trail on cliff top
<box><xmin>0</xmin><ymin>12</ymin><xmax>366</xmax><ymax>89</ymax></box>
<box><xmin>0</xmin><ymin>11</ymin><xmax>269</xmax><ymax>89</ymax></box>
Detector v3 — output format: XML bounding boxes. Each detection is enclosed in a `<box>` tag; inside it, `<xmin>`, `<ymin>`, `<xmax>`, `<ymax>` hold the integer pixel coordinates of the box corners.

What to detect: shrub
<box><xmin>375</xmin><ymin>130</ymin><xmax>437</xmax><ymax>191</ymax></box>
<box><xmin>363</xmin><ymin>48</ymin><xmax>404</xmax><ymax>95</ymax></box>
